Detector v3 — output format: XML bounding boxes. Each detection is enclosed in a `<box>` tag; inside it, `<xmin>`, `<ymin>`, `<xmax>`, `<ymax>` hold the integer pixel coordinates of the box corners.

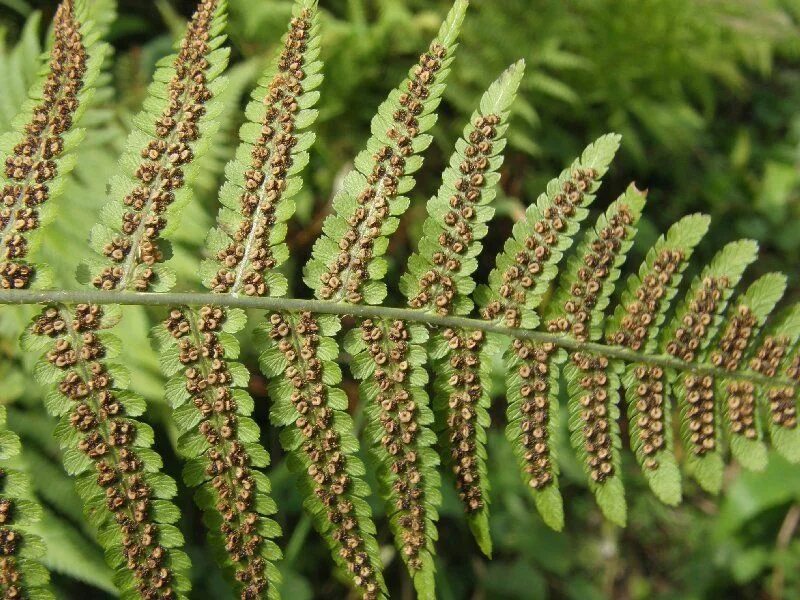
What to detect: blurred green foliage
<box><xmin>1</xmin><ymin>0</ymin><xmax>799</xmax><ymax>598</ymax></box>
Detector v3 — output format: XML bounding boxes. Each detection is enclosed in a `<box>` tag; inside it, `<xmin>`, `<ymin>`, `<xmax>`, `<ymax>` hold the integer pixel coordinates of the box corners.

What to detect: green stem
<box><xmin>0</xmin><ymin>289</ymin><xmax>792</xmax><ymax>386</ymax></box>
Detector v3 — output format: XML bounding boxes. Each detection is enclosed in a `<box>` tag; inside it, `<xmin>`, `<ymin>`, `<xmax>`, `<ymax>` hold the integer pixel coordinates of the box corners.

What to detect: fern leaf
<box><xmin>24</xmin><ymin>304</ymin><xmax>192</xmax><ymax>598</ymax></box>
<box><xmin>87</xmin><ymin>0</ymin><xmax>230</xmax><ymax>292</ymax></box>
<box><xmin>0</xmin><ymin>0</ymin><xmax>109</xmax><ymax>290</ymax></box>
<box><xmin>668</xmin><ymin>239</ymin><xmax>759</xmax><ymax>492</ymax></box>
<box><xmin>156</xmin><ymin>4</ymin><xmax>324</xmax><ymax>596</ymax></box>
<box><xmin>0</xmin><ymin>405</ymin><xmax>54</xmax><ymax>599</ymax></box>
<box><xmin>477</xmin><ymin>133</ymin><xmax>621</xmax><ymax>328</ymax></box>
<box><xmin>554</xmin><ymin>185</ymin><xmax>646</xmax><ymax>526</ymax></box>
<box><xmin>750</xmin><ymin>304</ymin><xmax>800</xmax><ymax>462</ymax></box>
<box><xmin>391</xmin><ymin>62</ymin><xmax>524</xmax><ymax>559</ymax></box>
<box><xmin>202</xmin><ymin>0</ymin><xmax>322</xmax><ymax>298</ymax></box>
<box><xmin>607</xmin><ymin>214</ymin><xmax>710</xmax><ymax>504</ymax></box>
<box><xmin>713</xmin><ymin>273</ymin><xmax>786</xmax><ymax>471</ymax></box>
<box><xmin>304</xmin><ymin>0</ymin><xmax>467</xmax><ymax>305</ymax></box>
<box><xmin>489</xmin><ymin>136</ymin><xmax>621</xmax><ymax>531</ymax></box>
<box><xmin>258</xmin><ymin>312</ymin><xmax>386</xmax><ymax>599</ymax></box>
<box><xmin>260</xmin><ymin>2</ymin><xmax>469</xmax><ymax>594</ymax></box>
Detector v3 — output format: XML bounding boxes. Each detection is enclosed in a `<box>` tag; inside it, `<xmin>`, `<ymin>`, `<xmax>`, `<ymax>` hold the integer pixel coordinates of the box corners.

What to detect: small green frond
<box><xmin>157</xmin><ymin>305</ymin><xmax>281</xmax><ymax>599</ymax></box>
<box><xmin>395</xmin><ymin>63</ymin><xmax>524</xmax><ymax>557</ymax></box>
<box><xmin>257</xmin><ymin>312</ymin><xmax>387</xmax><ymax>599</ymax></box>
<box><xmin>86</xmin><ymin>0</ymin><xmax>230</xmax><ymax>292</ymax></box>
<box><xmin>401</xmin><ymin>60</ymin><xmax>525</xmax><ymax>317</ymax></box>
<box><xmin>0</xmin><ymin>0</ymin><xmax>110</xmax><ymax>290</ymax></box>
<box><xmin>304</xmin><ymin>0</ymin><xmax>467</xmax><ymax>305</ymax></box>
<box><xmin>750</xmin><ymin>304</ymin><xmax>800</xmax><ymax>462</ymax></box>
<box><xmin>713</xmin><ymin>273</ymin><xmax>786</xmax><ymax>471</ymax></box>
<box><xmin>558</xmin><ymin>185</ymin><xmax>646</xmax><ymax>526</ymax></box>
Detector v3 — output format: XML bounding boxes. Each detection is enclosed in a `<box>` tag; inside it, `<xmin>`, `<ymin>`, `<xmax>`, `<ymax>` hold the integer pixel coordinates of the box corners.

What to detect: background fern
<box><xmin>0</xmin><ymin>1</ymin><xmax>799</xmax><ymax>599</ymax></box>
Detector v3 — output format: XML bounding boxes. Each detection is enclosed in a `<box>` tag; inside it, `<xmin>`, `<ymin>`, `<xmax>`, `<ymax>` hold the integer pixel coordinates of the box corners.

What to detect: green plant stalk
<box><xmin>0</xmin><ymin>288</ymin><xmax>791</xmax><ymax>387</ymax></box>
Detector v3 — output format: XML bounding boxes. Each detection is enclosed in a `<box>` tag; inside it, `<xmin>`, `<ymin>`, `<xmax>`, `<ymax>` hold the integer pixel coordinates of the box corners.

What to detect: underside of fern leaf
<box><xmin>668</xmin><ymin>240</ymin><xmax>759</xmax><ymax>493</ymax></box>
<box><xmin>608</xmin><ymin>214</ymin><xmax>709</xmax><ymax>504</ymax></box>
<box><xmin>0</xmin><ymin>0</ymin><xmax>108</xmax><ymax>290</ymax></box>
<box><xmin>489</xmin><ymin>135</ymin><xmax>621</xmax><ymax>530</ymax></box>
<box><xmin>0</xmin><ymin>406</ymin><xmax>53</xmax><ymax>599</ymax></box>
<box><xmin>156</xmin><ymin>3</ymin><xmax>324</xmax><ymax>596</ymax></box>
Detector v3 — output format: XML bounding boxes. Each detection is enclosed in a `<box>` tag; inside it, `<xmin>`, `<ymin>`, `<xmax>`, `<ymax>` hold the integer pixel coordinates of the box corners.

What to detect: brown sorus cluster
<box><xmin>483</xmin><ymin>167</ymin><xmax>599</xmax><ymax>327</ymax></box>
<box><xmin>32</xmin><ymin>304</ymin><xmax>177</xmax><ymax>598</ymax></box>
<box><xmin>0</xmin><ymin>0</ymin><xmax>86</xmax><ymax>290</ymax></box>
<box><xmin>631</xmin><ymin>365</ymin><xmax>667</xmax><ymax>468</ymax></box>
<box><xmin>94</xmin><ymin>0</ymin><xmax>219</xmax><ymax>292</ymax></box>
<box><xmin>360</xmin><ymin>319</ymin><xmax>427</xmax><ymax>569</ymax></box>
<box><xmin>511</xmin><ymin>339</ymin><xmax>556</xmax><ymax>489</ymax></box>
<box><xmin>664</xmin><ymin>276</ymin><xmax>728</xmax><ymax>452</ymax></box>
<box><xmin>408</xmin><ymin>113</ymin><xmax>501</xmax><ymax>314</ymax></box>
<box><xmin>712</xmin><ymin>305</ymin><xmax>759</xmax><ymax>439</ymax></box>
<box><xmin>668</xmin><ymin>276</ymin><xmax>729</xmax><ymax>455</ymax></box>
<box><xmin>163</xmin><ymin>306</ymin><xmax>270</xmax><ymax>599</ymax></box>
<box><xmin>318</xmin><ymin>43</ymin><xmax>448</xmax><ymax>304</ymax></box>
<box><xmin>607</xmin><ymin>248</ymin><xmax>684</xmax><ymax>351</ymax></box>
<box><xmin>268</xmin><ymin>312</ymin><xmax>381</xmax><ymax>599</ymax></box>
<box><xmin>440</xmin><ymin>328</ymin><xmax>486</xmax><ymax>513</ymax></box>
<box><xmin>547</xmin><ymin>204</ymin><xmax>634</xmax><ymax>343</ymax></box>
<box><xmin>751</xmin><ymin>336</ymin><xmax>797</xmax><ymax>429</ymax></box>
<box><xmin>0</xmin><ymin>526</ymin><xmax>24</xmax><ymax>599</ymax></box>
<box><xmin>548</xmin><ymin>205</ymin><xmax>634</xmax><ymax>479</ymax></box>
<box><xmin>0</xmin><ymin>470</ymin><xmax>24</xmax><ymax>599</ymax></box>
<box><xmin>211</xmin><ymin>9</ymin><xmax>312</xmax><ymax>297</ymax></box>
<box><xmin>572</xmin><ymin>353</ymin><xmax>615</xmax><ymax>481</ymax></box>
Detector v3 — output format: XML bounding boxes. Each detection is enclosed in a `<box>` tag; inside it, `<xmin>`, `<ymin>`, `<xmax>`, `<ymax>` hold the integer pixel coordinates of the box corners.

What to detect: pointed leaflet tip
<box><xmin>479</xmin><ymin>59</ymin><xmax>525</xmax><ymax>115</ymax></box>
<box><xmin>438</xmin><ymin>0</ymin><xmax>469</xmax><ymax>47</ymax></box>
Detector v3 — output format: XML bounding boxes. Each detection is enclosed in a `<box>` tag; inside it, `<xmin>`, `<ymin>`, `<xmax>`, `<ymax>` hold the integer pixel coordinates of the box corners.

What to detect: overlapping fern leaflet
<box><xmin>0</xmin><ymin>406</ymin><xmax>53</xmax><ymax>599</ymax></box>
<box><xmin>156</xmin><ymin>2</ymin><xmax>322</xmax><ymax>596</ymax></box>
<box><xmin>750</xmin><ymin>304</ymin><xmax>800</xmax><ymax>462</ymax></box>
<box><xmin>377</xmin><ymin>61</ymin><xmax>524</xmax><ymax>561</ymax></box>
<box><xmin>665</xmin><ymin>240</ymin><xmax>758</xmax><ymax>493</ymax></box>
<box><xmin>480</xmin><ymin>136</ymin><xmax>620</xmax><ymax>531</ymax></box>
<box><xmin>606</xmin><ymin>214</ymin><xmax>709</xmax><ymax>504</ymax></box>
<box><xmin>0</xmin><ymin>0</ymin><xmax>108</xmax><ymax>290</ymax></box>
<box><xmin>20</xmin><ymin>2</ymin><xmax>233</xmax><ymax>597</ymax></box>
<box><xmin>712</xmin><ymin>273</ymin><xmax>786</xmax><ymax>471</ymax></box>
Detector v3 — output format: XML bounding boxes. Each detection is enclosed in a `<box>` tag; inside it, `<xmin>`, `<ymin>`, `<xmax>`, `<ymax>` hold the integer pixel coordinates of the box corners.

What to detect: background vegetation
<box><xmin>1</xmin><ymin>0</ymin><xmax>799</xmax><ymax>598</ymax></box>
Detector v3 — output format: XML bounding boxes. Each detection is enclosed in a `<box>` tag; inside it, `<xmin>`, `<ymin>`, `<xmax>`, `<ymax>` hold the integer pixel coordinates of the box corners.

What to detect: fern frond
<box><xmin>0</xmin><ymin>0</ymin><xmax>109</xmax><ymax>290</ymax></box>
<box><xmin>304</xmin><ymin>0</ymin><xmax>467</xmax><ymax>305</ymax></box>
<box><xmin>259</xmin><ymin>2</ymin><xmax>469</xmax><ymax>594</ymax></box>
<box><xmin>712</xmin><ymin>273</ymin><xmax>786</xmax><ymax>471</ymax></box>
<box><xmin>477</xmin><ymin>133</ymin><xmax>621</xmax><ymax>328</ymax></box>
<box><xmin>258</xmin><ymin>312</ymin><xmax>386</xmax><ymax>599</ymax></box>
<box><xmin>22</xmin><ymin>304</ymin><xmax>191</xmax><ymax>598</ymax></box>
<box><xmin>202</xmin><ymin>0</ymin><xmax>322</xmax><ymax>298</ymax></box>
<box><xmin>0</xmin><ymin>406</ymin><xmax>54</xmax><ymax>599</ymax></box>
<box><xmin>393</xmin><ymin>62</ymin><xmax>524</xmax><ymax>558</ymax></box>
<box><xmin>750</xmin><ymin>304</ymin><xmax>800</xmax><ymax>462</ymax></box>
<box><xmin>608</xmin><ymin>214</ymin><xmax>709</xmax><ymax>504</ymax></box>
<box><xmin>87</xmin><ymin>0</ymin><xmax>230</xmax><ymax>292</ymax></box>
<box><xmin>492</xmin><ymin>137</ymin><xmax>621</xmax><ymax>531</ymax></box>
<box><xmin>667</xmin><ymin>239</ymin><xmax>759</xmax><ymax>492</ymax></box>
<box><xmin>554</xmin><ymin>185</ymin><xmax>646</xmax><ymax>526</ymax></box>
<box><xmin>156</xmin><ymin>5</ymin><xmax>323</xmax><ymax>595</ymax></box>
